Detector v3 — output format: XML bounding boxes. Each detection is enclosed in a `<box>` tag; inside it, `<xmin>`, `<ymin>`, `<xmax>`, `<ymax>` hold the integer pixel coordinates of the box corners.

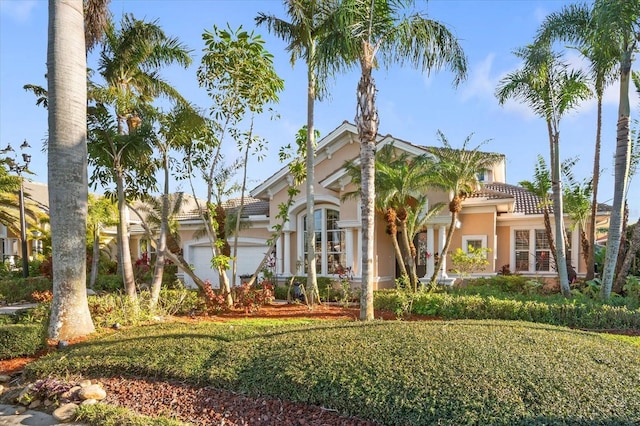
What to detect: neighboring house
<box><xmin>174</xmin><ymin>121</ymin><xmax>610</xmax><ymax>289</ymax></box>
<box><xmin>0</xmin><ymin>180</ymin><xmax>49</xmax><ymax>268</ymax></box>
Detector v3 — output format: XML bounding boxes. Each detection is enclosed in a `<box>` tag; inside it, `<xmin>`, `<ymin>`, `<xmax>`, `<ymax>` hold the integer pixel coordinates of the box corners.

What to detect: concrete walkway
<box><xmin>0</xmin><ymin>404</ymin><xmax>86</xmax><ymax>426</ymax></box>
<box><xmin>0</xmin><ymin>303</ymin><xmax>38</xmax><ymax>316</ymax></box>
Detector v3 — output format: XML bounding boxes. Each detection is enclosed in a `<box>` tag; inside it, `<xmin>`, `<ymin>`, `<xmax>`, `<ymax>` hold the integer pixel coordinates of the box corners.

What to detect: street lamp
<box><xmin>2</xmin><ymin>140</ymin><xmax>31</xmax><ymax>278</ymax></box>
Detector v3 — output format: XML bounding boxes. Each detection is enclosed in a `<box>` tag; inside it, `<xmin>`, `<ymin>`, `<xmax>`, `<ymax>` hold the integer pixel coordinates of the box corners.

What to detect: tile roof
<box><xmin>472</xmin><ymin>182</ymin><xmax>611</xmax><ymax>216</ymax></box>
<box><xmin>175</xmin><ymin>197</ymin><xmax>269</xmax><ymax>221</ymax></box>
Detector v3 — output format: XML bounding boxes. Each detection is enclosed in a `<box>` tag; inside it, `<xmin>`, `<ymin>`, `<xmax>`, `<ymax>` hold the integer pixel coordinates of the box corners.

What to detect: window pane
<box><xmin>535</xmin><ymin>230</ymin><xmax>549</xmax><ymax>249</ymax></box>
<box><xmin>515</xmin><ymin>230</ymin><xmax>529</xmax><ymax>250</ymax></box>
<box><xmin>515</xmin><ymin>251</ymin><xmax>529</xmax><ymax>271</ymax></box>
<box><xmin>467</xmin><ymin>239</ymin><xmax>482</xmax><ymax>250</ymax></box>
<box><xmin>535</xmin><ymin>250</ymin><xmax>550</xmax><ymax>271</ymax></box>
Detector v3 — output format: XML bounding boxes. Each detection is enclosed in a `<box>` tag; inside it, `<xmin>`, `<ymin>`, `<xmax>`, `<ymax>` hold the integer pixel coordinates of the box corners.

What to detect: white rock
<box><xmin>79</xmin><ymin>380</ymin><xmax>92</xmax><ymax>387</ymax></box>
<box><xmin>81</xmin><ymin>398</ymin><xmax>98</xmax><ymax>405</ymax></box>
<box><xmin>53</xmin><ymin>403</ymin><xmax>79</xmax><ymax>422</ymax></box>
<box><xmin>0</xmin><ymin>384</ymin><xmax>4</xmax><ymax>395</ymax></box>
<box><xmin>77</xmin><ymin>384</ymin><xmax>106</xmax><ymax>401</ymax></box>
<box><xmin>0</xmin><ymin>374</ymin><xmax>11</xmax><ymax>383</ymax></box>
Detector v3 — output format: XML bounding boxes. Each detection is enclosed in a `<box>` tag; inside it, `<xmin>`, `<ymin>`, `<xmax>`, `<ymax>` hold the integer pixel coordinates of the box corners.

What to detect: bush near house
<box><xmin>0</xmin><ymin>276</ymin><xmax>52</xmax><ymax>304</ymax></box>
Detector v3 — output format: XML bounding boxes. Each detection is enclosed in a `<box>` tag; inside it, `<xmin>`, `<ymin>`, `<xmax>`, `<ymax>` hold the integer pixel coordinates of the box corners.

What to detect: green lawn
<box><xmin>26</xmin><ymin>318</ymin><xmax>640</xmax><ymax>425</ymax></box>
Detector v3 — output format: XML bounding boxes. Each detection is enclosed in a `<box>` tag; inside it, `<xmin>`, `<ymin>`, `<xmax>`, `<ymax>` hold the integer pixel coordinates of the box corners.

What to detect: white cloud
<box><xmin>460</xmin><ymin>53</ymin><xmax>497</xmax><ymax>102</ymax></box>
<box><xmin>0</xmin><ymin>0</ymin><xmax>38</xmax><ymax>22</ymax></box>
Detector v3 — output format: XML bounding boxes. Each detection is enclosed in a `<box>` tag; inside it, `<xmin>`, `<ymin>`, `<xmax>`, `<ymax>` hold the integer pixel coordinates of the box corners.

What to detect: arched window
<box><xmin>302</xmin><ymin>208</ymin><xmax>345</xmax><ymax>275</ymax></box>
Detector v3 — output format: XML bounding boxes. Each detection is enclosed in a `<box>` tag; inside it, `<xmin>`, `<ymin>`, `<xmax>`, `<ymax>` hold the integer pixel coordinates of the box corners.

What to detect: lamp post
<box><xmin>2</xmin><ymin>140</ymin><xmax>31</xmax><ymax>278</ymax></box>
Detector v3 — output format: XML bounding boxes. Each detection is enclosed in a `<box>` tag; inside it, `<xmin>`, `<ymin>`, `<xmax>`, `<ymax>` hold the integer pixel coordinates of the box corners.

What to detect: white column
<box><xmin>345</xmin><ymin>228</ymin><xmax>354</xmax><ymax>271</ymax></box>
<box><xmin>426</xmin><ymin>226</ymin><xmax>435</xmax><ymax>278</ymax></box>
<box><xmin>439</xmin><ymin>225</ymin><xmax>448</xmax><ymax>279</ymax></box>
<box><xmin>283</xmin><ymin>231</ymin><xmax>291</xmax><ymax>276</ymax></box>
<box><xmin>356</xmin><ymin>228</ymin><xmax>362</xmax><ymax>277</ymax></box>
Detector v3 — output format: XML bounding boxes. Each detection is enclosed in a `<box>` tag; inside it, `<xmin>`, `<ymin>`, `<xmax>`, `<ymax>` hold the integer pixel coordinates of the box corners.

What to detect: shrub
<box><xmin>200</xmin><ymin>281</ymin><xmax>229</xmax><ymax>314</ymax></box>
<box><xmin>92</xmin><ymin>274</ymin><xmax>124</xmax><ymax>293</ymax></box>
<box><xmin>76</xmin><ymin>403</ymin><xmax>191</xmax><ymax>426</ymax></box>
<box><xmin>87</xmin><ymin>292</ymin><xmax>156</xmax><ymax>327</ymax></box>
<box><xmin>233</xmin><ymin>282</ymin><xmax>274</xmax><ymax>313</ymax></box>
<box><xmin>158</xmin><ymin>289</ymin><xmax>203</xmax><ymax>316</ymax></box>
<box><xmin>0</xmin><ymin>324</ymin><xmax>47</xmax><ymax>359</ymax></box>
<box><xmin>0</xmin><ymin>276</ymin><xmax>52</xmax><ymax>303</ymax></box>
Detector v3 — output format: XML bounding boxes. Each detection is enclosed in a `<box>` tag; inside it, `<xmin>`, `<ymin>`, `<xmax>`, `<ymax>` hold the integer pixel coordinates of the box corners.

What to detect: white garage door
<box><xmin>186</xmin><ymin>243</ymin><xmax>268</xmax><ymax>288</ymax></box>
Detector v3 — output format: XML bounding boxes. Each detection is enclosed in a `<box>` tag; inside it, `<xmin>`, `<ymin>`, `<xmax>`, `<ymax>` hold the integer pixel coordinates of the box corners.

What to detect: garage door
<box><xmin>186</xmin><ymin>243</ymin><xmax>268</xmax><ymax>288</ymax></box>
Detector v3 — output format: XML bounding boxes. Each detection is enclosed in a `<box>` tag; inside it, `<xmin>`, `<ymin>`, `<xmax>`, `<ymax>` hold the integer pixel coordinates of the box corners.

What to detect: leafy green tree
<box><xmin>537</xmin><ymin>3</ymin><xmax>619</xmax><ymax>280</ymax></box>
<box><xmin>496</xmin><ymin>43</ymin><xmax>590</xmax><ymax>297</ymax></box>
<box><xmin>92</xmin><ymin>14</ymin><xmax>191</xmax><ymax>300</ymax></box>
<box><xmin>47</xmin><ymin>0</ymin><xmax>110</xmax><ymax>340</ymax></box>
<box><xmin>323</xmin><ymin>0</ymin><xmax>467</xmax><ymax>320</ymax></box>
<box><xmin>425</xmin><ymin>132</ymin><xmax>502</xmax><ymax>285</ymax></box>
<box><xmin>197</xmin><ymin>25</ymin><xmax>283</xmax><ymax>306</ymax></box>
<box><xmin>562</xmin><ymin>159</ymin><xmax>593</xmax><ymax>268</ymax></box>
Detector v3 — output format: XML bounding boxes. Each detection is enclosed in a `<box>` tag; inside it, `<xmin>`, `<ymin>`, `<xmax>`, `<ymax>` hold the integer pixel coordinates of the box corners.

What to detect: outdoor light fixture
<box><xmin>2</xmin><ymin>140</ymin><xmax>31</xmax><ymax>278</ymax></box>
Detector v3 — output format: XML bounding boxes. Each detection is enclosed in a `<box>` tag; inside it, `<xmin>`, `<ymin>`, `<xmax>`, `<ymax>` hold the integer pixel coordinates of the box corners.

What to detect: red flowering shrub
<box><xmin>201</xmin><ymin>281</ymin><xmax>229</xmax><ymax>314</ymax></box>
<box><xmin>233</xmin><ymin>282</ymin><xmax>274</xmax><ymax>313</ymax></box>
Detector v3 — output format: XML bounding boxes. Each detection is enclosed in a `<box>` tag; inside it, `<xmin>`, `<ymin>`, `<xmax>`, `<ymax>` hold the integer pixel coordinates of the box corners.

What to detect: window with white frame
<box><xmin>462</xmin><ymin>235</ymin><xmax>487</xmax><ymax>253</ymax></box>
<box><xmin>302</xmin><ymin>208</ymin><xmax>345</xmax><ymax>275</ymax></box>
<box><xmin>514</xmin><ymin>229</ymin><xmax>556</xmax><ymax>273</ymax></box>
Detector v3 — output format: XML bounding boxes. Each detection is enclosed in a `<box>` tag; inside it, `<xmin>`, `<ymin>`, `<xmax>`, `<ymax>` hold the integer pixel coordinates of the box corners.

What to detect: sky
<box><xmin>0</xmin><ymin>0</ymin><xmax>638</xmax><ymax>218</ymax></box>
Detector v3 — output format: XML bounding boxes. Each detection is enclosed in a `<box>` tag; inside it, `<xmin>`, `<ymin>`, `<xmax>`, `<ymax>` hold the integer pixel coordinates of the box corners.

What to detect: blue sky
<box><xmin>1</xmin><ymin>0</ymin><xmax>638</xmax><ymax>218</ymax></box>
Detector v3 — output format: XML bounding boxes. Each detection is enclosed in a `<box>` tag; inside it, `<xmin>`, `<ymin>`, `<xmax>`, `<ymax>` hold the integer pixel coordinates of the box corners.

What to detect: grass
<box><xmin>25</xmin><ymin>318</ymin><xmax>640</xmax><ymax>426</ymax></box>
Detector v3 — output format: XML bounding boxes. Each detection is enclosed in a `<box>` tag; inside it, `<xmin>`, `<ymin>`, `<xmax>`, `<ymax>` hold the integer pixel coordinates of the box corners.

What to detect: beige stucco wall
<box><xmin>455</xmin><ymin>211</ymin><xmax>497</xmax><ymax>274</ymax></box>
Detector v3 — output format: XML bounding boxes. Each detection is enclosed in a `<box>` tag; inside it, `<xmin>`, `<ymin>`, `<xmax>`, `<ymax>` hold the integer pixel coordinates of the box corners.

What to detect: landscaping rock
<box><xmin>53</xmin><ymin>402</ymin><xmax>78</xmax><ymax>422</ymax></box>
<box><xmin>77</xmin><ymin>384</ymin><xmax>106</xmax><ymax>401</ymax></box>
<box><xmin>0</xmin><ymin>375</ymin><xmax>11</xmax><ymax>383</ymax></box>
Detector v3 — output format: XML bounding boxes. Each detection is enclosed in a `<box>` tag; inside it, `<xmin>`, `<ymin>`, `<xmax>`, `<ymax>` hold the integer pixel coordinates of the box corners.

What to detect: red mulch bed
<box><xmin>1</xmin><ymin>302</ymin><xmax>637</xmax><ymax>425</ymax></box>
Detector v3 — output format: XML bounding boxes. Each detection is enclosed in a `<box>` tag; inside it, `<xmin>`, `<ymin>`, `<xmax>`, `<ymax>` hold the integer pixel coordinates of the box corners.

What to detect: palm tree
<box><xmin>256</xmin><ymin>0</ymin><xmax>335</xmax><ymax>307</ymax></box>
<box><xmin>519</xmin><ymin>155</ymin><xmax>558</xmax><ymax>271</ymax></box>
<box><xmin>426</xmin><ymin>132</ymin><xmax>503</xmax><ymax>284</ymax></box>
<box><xmin>496</xmin><ymin>43</ymin><xmax>590</xmax><ymax>297</ymax></box>
<box><xmin>87</xmin><ymin>102</ymin><xmax>157</xmax><ymax>300</ymax></box>
<box><xmin>47</xmin><ymin>0</ymin><xmax>109</xmax><ymax>340</ymax></box>
<box><xmin>537</xmin><ymin>3</ymin><xmax>620</xmax><ymax>281</ymax></box>
<box><xmin>92</xmin><ymin>14</ymin><xmax>191</xmax><ymax>300</ymax></box>
<box><xmin>323</xmin><ymin>0</ymin><xmax>467</xmax><ymax>320</ymax></box>
<box><xmin>591</xmin><ymin>0</ymin><xmax>639</xmax><ymax>299</ymax></box>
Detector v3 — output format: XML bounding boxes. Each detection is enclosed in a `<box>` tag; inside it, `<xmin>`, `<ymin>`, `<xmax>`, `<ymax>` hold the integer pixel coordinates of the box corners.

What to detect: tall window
<box><xmin>303</xmin><ymin>208</ymin><xmax>345</xmax><ymax>275</ymax></box>
<box><xmin>514</xmin><ymin>229</ymin><xmax>554</xmax><ymax>273</ymax></box>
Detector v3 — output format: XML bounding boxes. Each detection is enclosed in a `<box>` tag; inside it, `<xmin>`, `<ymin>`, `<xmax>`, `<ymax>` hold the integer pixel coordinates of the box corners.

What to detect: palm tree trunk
<box><xmin>399</xmin><ymin>220</ymin><xmax>418</xmax><ymax>291</ymax></box>
<box><xmin>601</xmin><ymin>56</ymin><xmax>633</xmax><ymax>299</ymax></box>
<box><xmin>551</xmin><ymin>131</ymin><xmax>570</xmax><ymax>297</ymax></box>
<box><xmin>306</xmin><ymin>49</ymin><xmax>320</xmax><ymax>307</ymax></box>
<box><xmin>116</xmin><ymin>169</ymin><xmax>137</xmax><ymax>300</ymax></box>
<box><xmin>542</xmin><ymin>208</ymin><xmax>558</xmax><ymax>271</ymax></box>
<box><xmin>586</xmin><ymin>97</ymin><xmax>603</xmax><ymax>280</ymax></box>
<box><xmin>47</xmin><ymin>0</ymin><xmax>95</xmax><ymax>340</ymax></box>
<box><xmin>614</xmin><ymin>216</ymin><xmax>640</xmax><ymax>292</ymax></box>
<box><xmin>149</xmin><ymin>152</ymin><xmax>170</xmax><ymax>308</ymax></box>
<box><xmin>356</xmin><ymin>45</ymin><xmax>378</xmax><ymax>321</ymax></box>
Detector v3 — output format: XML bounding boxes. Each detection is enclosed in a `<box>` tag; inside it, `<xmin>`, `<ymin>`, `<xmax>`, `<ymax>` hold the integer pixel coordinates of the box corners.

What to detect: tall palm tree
<box><xmin>92</xmin><ymin>14</ymin><xmax>191</xmax><ymax>300</ymax></box>
<box><xmin>47</xmin><ymin>0</ymin><xmax>109</xmax><ymax>340</ymax></box>
<box><xmin>256</xmin><ymin>0</ymin><xmax>336</xmax><ymax>306</ymax></box>
<box><xmin>426</xmin><ymin>132</ymin><xmax>503</xmax><ymax>284</ymax></box>
<box><xmin>537</xmin><ymin>3</ymin><xmax>620</xmax><ymax>281</ymax></box>
<box><xmin>496</xmin><ymin>43</ymin><xmax>590</xmax><ymax>297</ymax></box>
<box><xmin>591</xmin><ymin>0</ymin><xmax>639</xmax><ymax>298</ymax></box>
<box><xmin>323</xmin><ymin>0</ymin><xmax>467</xmax><ymax>320</ymax></box>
